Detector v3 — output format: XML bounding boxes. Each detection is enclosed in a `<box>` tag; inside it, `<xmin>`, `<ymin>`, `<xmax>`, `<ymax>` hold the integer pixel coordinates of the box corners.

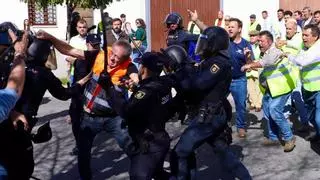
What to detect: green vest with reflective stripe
<box><xmin>301</xmin><ymin>62</ymin><xmax>320</xmax><ymax>92</ymax></box>
<box><xmin>259</xmin><ymin>58</ymin><xmax>297</xmax><ymax>97</ymax></box>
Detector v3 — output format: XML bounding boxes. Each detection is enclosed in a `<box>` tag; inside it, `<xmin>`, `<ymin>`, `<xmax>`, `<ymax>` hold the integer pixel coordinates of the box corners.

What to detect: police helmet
<box><xmin>27</xmin><ymin>37</ymin><xmax>53</xmax><ymax>66</ymax></box>
<box><xmin>31</xmin><ymin>121</ymin><xmax>52</xmax><ymax>144</ymax></box>
<box><xmin>195</xmin><ymin>26</ymin><xmax>229</xmax><ymax>57</ymax></box>
<box><xmin>161</xmin><ymin>45</ymin><xmax>192</xmax><ymax>71</ymax></box>
<box><xmin>164</xmin><ymin>13</ymin><xmax>183</xmax><ymax>28</ymax></box>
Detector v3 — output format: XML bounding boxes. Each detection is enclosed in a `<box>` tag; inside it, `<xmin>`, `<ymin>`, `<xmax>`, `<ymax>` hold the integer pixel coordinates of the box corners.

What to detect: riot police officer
<box><xmin>0</xmin><ymin>23</ymin><xmax>89</xmax><ymax>180</ymax></box>
<box><xmin>165</xmin><ymin>12</ymin><xmax>199</xmax><ymax>54</ymax></box>
<box><xmin>163</xmin><ymin>10</ymin><xmax>252</xmax><ymax>180</ymax></box>
<box><xmin>99</xmin><ymin>52</ymin><xmax>172</xmax><ymax>180</ymax></box>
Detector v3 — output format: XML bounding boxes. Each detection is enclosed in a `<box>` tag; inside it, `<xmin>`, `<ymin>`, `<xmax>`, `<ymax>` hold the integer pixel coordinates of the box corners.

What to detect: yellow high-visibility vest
<box><xmin>259</xmin><ymin>58</ymin><xmax>297</xmax><ymax>97</ymax></box>
<box><xmin>301</xmin><ymin>62</ymin><xmax>320</xmax><ymax>92</ymax></box>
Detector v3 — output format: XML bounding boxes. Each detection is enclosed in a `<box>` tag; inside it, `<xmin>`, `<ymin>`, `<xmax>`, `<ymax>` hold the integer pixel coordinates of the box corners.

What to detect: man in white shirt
<box><xmin>260</xmin><ymin>10</ymin><xmax>273</xmax><ymax>32</ymax></box>
<box><xmin>66</xmin><ymin>18</ymin><xmax>88</xmax><ymax>156</ymax></box>
<box><xmin>276</xmin><ymin>9</ymin><xmax>287</xmax><ymax>40</ymax></box>
<box><xmin>66</xmin><ymin>18</ymin><xmax>88</xmax><ymax>84</ymax></box>
<box><xmin>288</xmin><ymin>24</ymin><xmax>320</xmax><ymax>142</ymax></box>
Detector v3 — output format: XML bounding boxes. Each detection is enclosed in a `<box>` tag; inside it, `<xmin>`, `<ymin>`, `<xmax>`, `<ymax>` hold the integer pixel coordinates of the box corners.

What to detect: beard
<box><xmin>113</xmin><ymin>28</ymin><xmax>121</xmax><ymax>34</ymax></box>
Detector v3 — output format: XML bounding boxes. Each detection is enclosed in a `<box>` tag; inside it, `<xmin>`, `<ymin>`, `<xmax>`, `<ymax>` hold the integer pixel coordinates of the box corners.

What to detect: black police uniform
<box><xmin>165</xmin><ymin>13</ymin><xmax>199</xmax><ymax>51</ymax></box>
<box><xmin>167</xmin><ymin>30</ymin><xmax>199</xmax><ymax>51</ymax></box>
<box><xmin>164</xmin><ymin>27</ymin><xmax>252</xmax><ymax>180</ymax></box>
<box><xmin>103</xmin><ymin>53</ymin><xmax>172</xmax><ymax>180</ymax></box>
<box><xmin>0</xmin><ymin>65</ymin><xmax>82</xmax><ymax>180</ymax></box>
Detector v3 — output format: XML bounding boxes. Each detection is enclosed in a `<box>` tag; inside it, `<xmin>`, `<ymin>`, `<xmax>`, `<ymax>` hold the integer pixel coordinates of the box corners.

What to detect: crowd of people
<box><xmin>0</xmin><ymin>4</ymin><xmax>320</xmax><ymax>180</ymax></box>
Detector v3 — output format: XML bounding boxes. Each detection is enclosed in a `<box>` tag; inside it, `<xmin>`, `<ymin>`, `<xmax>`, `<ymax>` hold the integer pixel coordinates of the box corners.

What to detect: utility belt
<box><xmin>196</xmin><ymin>101</ymin><xmax>225</xmax><ymax>124</ymax></box>
<box><xmin>129</xmin><ymin>129</ymin><xmax>169</xmax><ymax>155</ymax></box>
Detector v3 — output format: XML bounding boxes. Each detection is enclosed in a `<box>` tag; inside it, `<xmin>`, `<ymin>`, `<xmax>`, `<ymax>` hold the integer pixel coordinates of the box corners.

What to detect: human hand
<box><xmin>8</xmin><ymin>29</ymin><xmax>28</xmax><ymax>55</ymax></box>
<box><xmin>98</xmin><ymin>71</ymin><xmax>113</xmax><ymax>90</ymax></box>
<box><xmin>10</xmin><ymin>110</ymin><xmax>29</xmax><ymax>131</ymax></box>
<box><xmin>243</xmin><ymin>47</ymin><xmax>251</xmax><ymax>58</ymax></box>
<box><xmin>77</xmin><ymin>72</ymin><xmax>93</xmax><ymax>86</ymax></box>
<box><xmin>187</xmin><ymin>9</ymin><xmax>198</xmax><ymax>22</ymax></box>
<box><xmin>241</xmin><ymin>64</ymin><xmax>252</xmax><ymax>72</ymax></box>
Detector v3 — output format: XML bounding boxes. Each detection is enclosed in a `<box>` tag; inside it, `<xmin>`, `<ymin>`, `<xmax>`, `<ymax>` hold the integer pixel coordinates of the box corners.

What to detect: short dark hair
<box><xmin>120</xmin><ymin>14</ymin><xmax>126</xmax><ymax>18</ymax></box>
<box><xmin>294</xmin><ymin>10</ymin><xmax>302</xmax><ymax>16</ymax></box>
<box><xmin>259</xmin><ymin>30</ymin><xmax>274</xmax><ymax>42</ymax></box>
<box><xmin>113</xmin><ymin>40</ymin><xmax>132</xmax><ymax>60</ymax></box>
<box><xmin>277</xmin><ymin>9</ymin><xmax>284</xmax><ymax>13</ymax></box>
<box><xmin>303</xmin><ymin>24</ymin><xmax>320</xmax><ymax>38</ymax></box>
<box><xmin>314</xmin><ymin>10</ymin><xmax>320</xmax><ymax>15</ymax></box>
<box><xmin>229</xmin><ymin>18</ymin><xmax>243</xmax><ymax>28</ymax></box>
<box><xmin>262</xmin><ymin>10</ymin><xmax>268</xmax><ymax>14</ymax></box>
<box><xmin>284</xmin><ymin>10</ymin><xmax>293</xmax><ymax>16</ymax></box>
<box><xmin>112</xmin><ymin>18</ymin><xmax>122</xmax><ymax>25</ymax></box>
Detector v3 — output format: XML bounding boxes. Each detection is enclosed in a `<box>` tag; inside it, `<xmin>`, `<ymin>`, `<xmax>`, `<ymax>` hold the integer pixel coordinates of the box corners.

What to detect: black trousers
<box><xmin>0</xmin><ymin>120</ymin><xmax>34</xmax><ymax>180</ymax></box>
<box><xmin>129</xmin><ymin>133</ymin><xmax>171</xmax><ymax>180</ymax></box>
<box><xmin>69</xmin><ymin>96</ymin><xmax>83</xmax><ymax>147</ymax></box>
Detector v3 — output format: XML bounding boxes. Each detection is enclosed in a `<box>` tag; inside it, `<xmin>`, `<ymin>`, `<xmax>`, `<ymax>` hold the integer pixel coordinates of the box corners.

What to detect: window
<box><xmin>28</xmin><ymin>1</ymin><xmax>57</xmax><ymax>25</ymax></box>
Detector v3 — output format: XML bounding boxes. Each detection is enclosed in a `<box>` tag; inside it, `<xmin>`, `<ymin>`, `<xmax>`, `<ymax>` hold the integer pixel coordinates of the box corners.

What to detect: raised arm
<box><xmin>187</xmin><ymin>9</ymin><xmax>208</xmax><ymax>31</ymax></box>
<box><xmin>36</xmin><ymin>30</ymin><xmax>85</xmax><ymax>60</ymax></box>
<box><xmin>6</xmin><ymin>29</ymin><xmax>28</xmax><ymax>96</ymax></box>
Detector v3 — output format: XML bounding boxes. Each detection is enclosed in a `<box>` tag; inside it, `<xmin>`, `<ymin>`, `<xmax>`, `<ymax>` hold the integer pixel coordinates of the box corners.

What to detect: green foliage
<box><xmin>24</xmin><ymin>0</ymin><xmax>113</xmax><ymax>9</ymax></box>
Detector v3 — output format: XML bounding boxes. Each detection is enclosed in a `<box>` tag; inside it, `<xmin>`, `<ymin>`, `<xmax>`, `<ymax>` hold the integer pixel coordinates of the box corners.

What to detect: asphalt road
<box><xmin>31</xmin><ymin>95</ymin><xmax>320</xmax><ymax>180</ymax></box>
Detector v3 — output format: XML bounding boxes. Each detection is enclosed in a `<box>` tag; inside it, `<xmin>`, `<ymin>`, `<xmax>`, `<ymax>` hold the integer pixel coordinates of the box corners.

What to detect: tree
<box><xmin>26</xmin><ymin>0</ymin><xmax>114</xmax><ymax>40</ymax></box>
<box><xmin>26</xmin><ymin>0</ymin><xmax>113</xmax><ymax>9</ymax></box>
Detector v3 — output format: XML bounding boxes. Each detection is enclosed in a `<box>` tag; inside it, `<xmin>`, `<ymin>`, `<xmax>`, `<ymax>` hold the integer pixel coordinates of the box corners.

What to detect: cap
<box><xmin>86</xmin><ymin>34</ymin><xmax>101</xmax><ymax>45</ymax></box>
<box><xmin>136</xmin><ymin>52</ymin><xmax>165</xmax><ymax>74</ymax></box>
<box><xmin>248</xmin><ymin>30</ymin><xmax>259</xmax><ymax>36</ymax></box>
<box><xmin>249</xmin><ymin>14</ymin><xmax>256</xmax><ymax>19</ymax></box>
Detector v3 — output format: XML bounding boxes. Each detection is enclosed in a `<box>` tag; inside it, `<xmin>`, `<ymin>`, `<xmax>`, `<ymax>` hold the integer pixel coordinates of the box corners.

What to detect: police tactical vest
<box><xmin>259</xmin><ymin>58</ymin><xmax>297</xmax><ymax>97</ymax></box>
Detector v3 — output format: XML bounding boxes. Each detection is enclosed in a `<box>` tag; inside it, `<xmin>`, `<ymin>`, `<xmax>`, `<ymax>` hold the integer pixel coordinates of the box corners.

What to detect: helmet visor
<box><xmin>195</xmin><ymin>33</ymin><xmax>208</xmax><ymax>56</ymax></box>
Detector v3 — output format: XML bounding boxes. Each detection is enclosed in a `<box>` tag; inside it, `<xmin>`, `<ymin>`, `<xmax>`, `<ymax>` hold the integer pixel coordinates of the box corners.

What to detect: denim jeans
<box><xmin>172</xmin><ymin>106</ymin><xmax>251</xmax><ymax>180</ymax></box>
<box><xmin>283</xmin><ymin>81</ymin><xmax>308</xmax><ymax>124</ymax></box>
<box><xmin>263</xmin><ymin>92</ymin><xmax>294</xmax><ymax>141</ymax></box>
<box><xmin>291</xmin><ymin>82</ymin><xmax>308</xmax><ymax>124</ymax></box>
<box><xmin>78</xmin><ymin>113</ymin><xmax>132</xmax><ymax>180</ymax></box>
<box><xmin>230</xmin><ymin>76</ymin><xmax>247</xmax><ymax>129</ymax></box>
<box><xmin>0</xmin><ymin>88</ymin><xmax>19</xmax><ymax>122</ymax></box>
<box><xmin>302</xmin><ymin>89</ymin><xmax>320</xmax><ymax>135</ymax></box>
<box><xmin>0</xmin><ymin>164</ymin><xmax>7</xmax><ymax>180</ymax></box>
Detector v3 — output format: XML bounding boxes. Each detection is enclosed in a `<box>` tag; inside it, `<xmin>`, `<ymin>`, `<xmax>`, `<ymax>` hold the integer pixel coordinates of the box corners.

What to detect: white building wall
<box><xmin>0</xmin><ymin>0</ymin><xmax>69</xmax><ymax>78</ymax></box>
<box><xmin>222</xmin><ymin>0</ymin><xmax>279</xmax><ymax>38</ymax></box>
<box><xmin>0</xmin><ymin>0</ymin><xmax>67</xmax><ymax>39</ymax></box>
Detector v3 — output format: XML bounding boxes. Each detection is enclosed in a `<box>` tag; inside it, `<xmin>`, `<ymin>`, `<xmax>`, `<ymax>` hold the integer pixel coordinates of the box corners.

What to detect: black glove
<box><xmin>137</xmin><ymin>137</ymin><xmax>150</xmax><ymax>154</ymax></box>
<box><xmin>98</xmin><ymin>70</ymin><xmax>113</xmax><ymax>90</ymax></box>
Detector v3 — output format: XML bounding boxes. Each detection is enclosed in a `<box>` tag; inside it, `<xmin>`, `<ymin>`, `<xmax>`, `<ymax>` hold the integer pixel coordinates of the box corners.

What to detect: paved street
<box><xmin>31</xmin><ymin>95</ymin><xmax>320</xmax><ymax>180</ymax></box>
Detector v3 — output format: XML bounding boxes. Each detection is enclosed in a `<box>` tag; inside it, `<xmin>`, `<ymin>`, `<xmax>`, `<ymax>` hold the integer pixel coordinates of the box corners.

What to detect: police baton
<box><xmin>99</xmin><ymin>8</ymin><xmax>108</xmax><ymax>68</ymax></box>
<box><xmin>128</xmin><ymin>35</ymin><xmax>144</xmax><ymax>56</ymax></box>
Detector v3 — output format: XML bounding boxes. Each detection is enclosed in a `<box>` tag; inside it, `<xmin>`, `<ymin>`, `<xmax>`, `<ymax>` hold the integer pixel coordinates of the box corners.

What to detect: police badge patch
<box><xmin>210</xmin><ymin>64</ymin><xmax>220</xmax><ymax>74</ymax></box>
<box><xmin>134</xmin><ymin>91</ymin><xmax>146</xmax><ymax>99</ymax></box>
